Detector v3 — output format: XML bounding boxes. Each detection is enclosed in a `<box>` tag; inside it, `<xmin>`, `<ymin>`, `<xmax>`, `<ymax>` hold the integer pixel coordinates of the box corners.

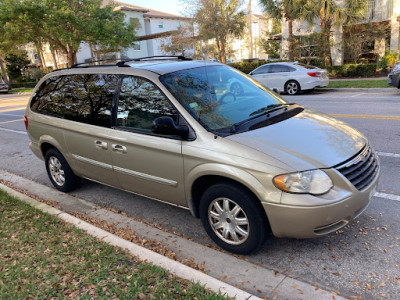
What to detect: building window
<box><xmin>158</xmin><ymin>21</ymin><xmax>163</xmax><ymax>28</ymax></box>
<box><xmin>132</xmin><ymin>42</ymin><xmax>140</xmax><ymax>51</ymax></box>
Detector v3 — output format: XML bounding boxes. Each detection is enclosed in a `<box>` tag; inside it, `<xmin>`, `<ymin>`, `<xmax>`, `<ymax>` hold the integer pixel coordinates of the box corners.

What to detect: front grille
<box><xmin>336</xmin><ymin>146</ymin><xmax>379</xmax><ymax>191</ymax></box>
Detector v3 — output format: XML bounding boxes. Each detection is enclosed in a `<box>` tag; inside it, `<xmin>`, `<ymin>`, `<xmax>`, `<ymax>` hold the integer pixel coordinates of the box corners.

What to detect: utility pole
<box><xmin>248</xmin><ymin>0</ymin><xmax>253</xmax><ymax>59</ymax></box>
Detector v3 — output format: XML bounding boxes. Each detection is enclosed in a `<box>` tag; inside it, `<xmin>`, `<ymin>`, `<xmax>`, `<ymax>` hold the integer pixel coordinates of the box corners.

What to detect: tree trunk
<box><xmin>66</xmin><ymin>47</ymin><xmax>77</xmax><ymax>67</ymax></box>
<box><xmin>35</xmin><ymin>43</ymin><xmax>45</xmax><ymax>70</ymax></box>
<box><xmin>51</xmin><ymin>50</ymin><xmax>58</xmax><ymax>69</ymax></box>
<box><xmin>216</xmin><ymin>39</ymin><xmax>222</xmax><ymax>62</ymax></box>
<box><xmin>288</xmin><ymin>18</ymin><xmax>293</xmax><ymax>61</ymax></box>
<box><xmin>0</xmin><ymin>57</ymin><xmax>10</xmax><ymax>85</ymax></box>
<box><xmin>248</xmin><ymin>0</ymin><xmax>253</xmax><ymax>59</ymax></box>
<box><xmin>220</xmin><ymin>40</ymin><xmax>226</xmax><ymax>64</ymax></box>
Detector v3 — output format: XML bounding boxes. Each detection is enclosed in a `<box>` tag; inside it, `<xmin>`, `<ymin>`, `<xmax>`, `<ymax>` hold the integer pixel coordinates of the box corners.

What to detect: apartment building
<box><xmin>26</xmin><ymin>1</ymin><xmax>191</xmax><ymax>68</ymax></box>
<box><xmin>281</xmin><ymin>0</ymin><xmax>400</xmax><ymax>65</ymax></box>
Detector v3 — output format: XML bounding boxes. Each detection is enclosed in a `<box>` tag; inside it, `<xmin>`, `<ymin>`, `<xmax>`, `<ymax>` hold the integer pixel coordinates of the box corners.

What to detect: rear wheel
<box><xmin>45</xmin><ymin>148</ymin><xmax>79</xmax><ymax>192</ymax></box>
<box><xmin>199</xmin><ymin>182</ymin><xmax>268</xmax><ymax>254</ymax></box>
<box><xmin>285</xmin><ymin>80</ymin><xmax>301</xmax><ymax>95</ymax></box>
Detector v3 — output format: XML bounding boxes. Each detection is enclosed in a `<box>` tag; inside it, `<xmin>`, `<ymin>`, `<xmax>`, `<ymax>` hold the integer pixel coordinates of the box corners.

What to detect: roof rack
<box><xmin>71</xmin><ymin>58</ymin><xmax>131</xmax><ymax>68</ymax></box>
<box><xmin>129</xmin><ymin>55</ymin><xmax>192</xmax><ymax>62</ymax></box>
<box><xmin>50</xmin><ymin>55</ymin><xmax>192</xmax><ymax>73</ymax></box>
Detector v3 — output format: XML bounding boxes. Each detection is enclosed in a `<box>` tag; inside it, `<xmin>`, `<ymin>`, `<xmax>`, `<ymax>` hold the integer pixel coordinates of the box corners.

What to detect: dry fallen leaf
<box><xmin>332</xmin><ymin>272</ymin><xmax>341</xmax><ymax>276</ymax></box>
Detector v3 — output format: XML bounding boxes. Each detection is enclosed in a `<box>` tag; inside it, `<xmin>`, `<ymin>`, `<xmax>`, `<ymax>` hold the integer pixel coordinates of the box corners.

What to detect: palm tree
<box><xmin>301</xmin><ymin>0</ymin><xmax>367</xmax><ymax>66</ymax></box>
<box><xmin>259</xmin><ymin>0</ymin><xmax>306</xmax><ymax>60</ymax></box>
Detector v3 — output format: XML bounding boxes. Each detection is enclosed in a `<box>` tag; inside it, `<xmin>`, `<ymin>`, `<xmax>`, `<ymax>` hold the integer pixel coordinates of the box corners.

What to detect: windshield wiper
<box><xmin>230</xmin><ymin>103</ymin><xmax>296</xmax><ymax>134</ymax></box>
<box><xmin>249</xmin><ymin>103</ymin><xmax>289</xmax><ymax>117</ymax></box>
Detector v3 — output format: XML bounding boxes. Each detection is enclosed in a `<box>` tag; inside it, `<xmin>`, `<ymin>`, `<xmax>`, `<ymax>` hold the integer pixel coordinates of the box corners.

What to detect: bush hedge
<box><xmin>229</xmin><ymin>60</ymin><xmax>377</xmax><ymax>78</ymax></box>
<box><xmin>326</xmin><ymin>64</ymin><xmax>377</xmax><ymax>78</ymax></box>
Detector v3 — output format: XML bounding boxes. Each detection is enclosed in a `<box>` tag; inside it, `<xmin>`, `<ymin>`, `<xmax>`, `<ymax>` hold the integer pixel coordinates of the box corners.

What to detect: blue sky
<box><xmin>121</xmin><ymin>0</ymin><xmax>262</xmax><ymax>17</ymax></box>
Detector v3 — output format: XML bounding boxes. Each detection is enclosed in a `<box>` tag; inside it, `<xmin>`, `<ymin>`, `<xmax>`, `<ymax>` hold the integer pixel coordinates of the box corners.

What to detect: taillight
<box><xmin>307</xmin><ymin>72</ymin><xmax>321</xmax><ymax>77</ymax></box>
<box><xmin>24</xmin><ymin>115</ymin><xmax>28</xmax><ymax>130</ymax></box>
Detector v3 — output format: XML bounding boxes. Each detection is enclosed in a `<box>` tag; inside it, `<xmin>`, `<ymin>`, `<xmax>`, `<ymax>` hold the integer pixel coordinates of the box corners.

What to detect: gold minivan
<box><xmin>25</xmin><ymin>58</ymin><xmax>380</xmax><ymax>254</ymax></box>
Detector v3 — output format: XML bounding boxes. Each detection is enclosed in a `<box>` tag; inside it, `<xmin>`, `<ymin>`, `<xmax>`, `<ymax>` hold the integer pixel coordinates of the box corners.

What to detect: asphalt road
<box><xmin>1</xmin><ymin>91</ymin><xmax>399</xmax><ymax>299</ymax></box>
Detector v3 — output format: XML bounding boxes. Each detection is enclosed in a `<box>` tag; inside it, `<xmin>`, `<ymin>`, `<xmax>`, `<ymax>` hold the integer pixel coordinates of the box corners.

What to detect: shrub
<box><xmin>326</xmin><ymin>64</ymin><xmax>376</xmax><ymax>78</ymax></box>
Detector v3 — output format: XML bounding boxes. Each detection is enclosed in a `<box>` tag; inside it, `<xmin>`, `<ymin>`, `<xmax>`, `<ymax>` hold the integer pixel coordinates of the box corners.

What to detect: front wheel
<box><xmin>285</xmin><ymin>80</ymin><xmax>301</xmax><ymax>95</ymax></box>
<box><xmin>199</xmin><ymin>182</ymin><xmax>268</xmax><ymax>254</ymax></box>
<box><xmin>45</xmin><ymin>148</ymin><xmax>79</xmax><ymax>192</ymax></box>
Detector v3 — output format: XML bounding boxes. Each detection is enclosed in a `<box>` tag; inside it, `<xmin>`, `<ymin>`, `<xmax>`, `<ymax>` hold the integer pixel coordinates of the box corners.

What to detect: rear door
<box><xmin>109</xmin><ymin>75</ymin><xmax>186</xmax><ymax>206</ymax></box>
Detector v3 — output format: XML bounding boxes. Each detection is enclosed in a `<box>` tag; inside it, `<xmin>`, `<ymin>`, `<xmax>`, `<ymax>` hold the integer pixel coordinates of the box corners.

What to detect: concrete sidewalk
<box><xmin>0</xmin><ymin>169</ymin><xmax>343</xmax><ymax>300</ymax></box>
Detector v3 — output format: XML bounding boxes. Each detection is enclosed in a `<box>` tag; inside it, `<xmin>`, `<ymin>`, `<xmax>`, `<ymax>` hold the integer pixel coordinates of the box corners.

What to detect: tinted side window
<box><xmin>271</xmin><ymin>65</ymin><xmax>290</xmax><ymax>73</ymax></box>
<box><xmin>30</xmin><ymin>74</ymin><xmax>118</xmax><ymax>127</ymax></box>
<box><xmin>252</xmin><ymin>65</ymin><xmax>271</xmax><ymax>75</ymax></box>
<box><xmin>117</xmin><ymin>76</ymin><xmax>178</xmax><ymax>132</ymax></box>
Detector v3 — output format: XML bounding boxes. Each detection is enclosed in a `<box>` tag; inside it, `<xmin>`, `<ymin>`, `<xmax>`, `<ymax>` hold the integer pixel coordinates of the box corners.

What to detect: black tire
<box><xmin>45</xmin><ymin>148</ymin><xmax>79</xmax><ymax>192</ymax></box>
<box><xmin>199</xmin><ymin>182</ymin><xmax>269</xmax><ymax>254</ymax></box>
<box><xmin>285</xmin><ymin>80</ymin><xmax>301</xmax><ymax>95</ymax></box>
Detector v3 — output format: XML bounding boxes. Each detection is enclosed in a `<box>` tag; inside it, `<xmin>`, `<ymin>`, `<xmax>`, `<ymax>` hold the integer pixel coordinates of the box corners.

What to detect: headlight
<box><xmin>273</xmin><ymin>170</ymin><xmax>333</xmax><ymax>195</ymax></box>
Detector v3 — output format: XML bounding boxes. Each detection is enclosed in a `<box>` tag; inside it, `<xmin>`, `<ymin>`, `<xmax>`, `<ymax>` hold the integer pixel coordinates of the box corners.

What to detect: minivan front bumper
<box><xmin>263</xmin><ymin>169</ymin><xmax>379</xmax><ymax>238</ymax></box>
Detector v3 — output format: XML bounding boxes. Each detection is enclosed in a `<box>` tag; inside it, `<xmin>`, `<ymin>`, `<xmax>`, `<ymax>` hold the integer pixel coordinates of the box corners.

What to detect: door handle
<box><xmin>112</xmin><ymin>144</ymin><xmax>127</xmax><ymax>153</ymax></box>
<box><xmin>94</xmin><ymin>140</ymin><xmax>108</xmax><ymax>150</ymax></box>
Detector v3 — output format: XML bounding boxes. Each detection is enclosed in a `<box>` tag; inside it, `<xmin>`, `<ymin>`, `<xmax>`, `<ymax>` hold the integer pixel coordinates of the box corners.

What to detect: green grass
<box><xmin>327</xmin><ymin>79</ymin><xmax>393</xmax><ymax>88</ymax></box>
<box><xmin>0</xmin><ymin>189</ymin><xmax>227</xmax><ymax>299</ymax></box>
<box><xmin>9</xmin><ymin>88</ymin><xmax>34</xmax><ymax>94</ymax></box>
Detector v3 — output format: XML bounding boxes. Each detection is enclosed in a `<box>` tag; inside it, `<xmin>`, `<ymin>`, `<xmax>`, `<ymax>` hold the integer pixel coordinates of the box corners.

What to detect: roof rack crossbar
<box><xmin>50</xmin><ymin>55</ymin><xmax>192</xmax><ymax>73</ymax></box>
<box><xmin>129</xmin><ymin>55</ymin><xmax>192</xmax><ymax>62</ymax></box>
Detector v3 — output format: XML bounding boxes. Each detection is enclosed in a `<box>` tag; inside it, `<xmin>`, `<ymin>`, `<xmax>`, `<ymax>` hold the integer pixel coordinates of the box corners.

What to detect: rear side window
<box><xmin>30</xmin><ymin>74</ymin><xmax>119</xmax><ymax>127</ymax></box>
<box><xmin>271</xmin><ymin>65</ymin><xmax>290</xmax><ymax>73</ymax></box>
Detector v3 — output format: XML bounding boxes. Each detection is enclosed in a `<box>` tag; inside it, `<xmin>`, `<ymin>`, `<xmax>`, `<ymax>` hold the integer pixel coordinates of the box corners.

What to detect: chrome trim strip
<box><xmin>113</xmin><ymin>166</ymin><xmax>178</xmax><ymax>187</ymax></box>
<box><xmin>336</xmin><ymin>145</ymin><xmax>371</xmax><ymax>169</ymax></box>
<box><xmin>72</xmin><ymin>154</ymin><xmax>113</xmax><ymax>170</ymax></box>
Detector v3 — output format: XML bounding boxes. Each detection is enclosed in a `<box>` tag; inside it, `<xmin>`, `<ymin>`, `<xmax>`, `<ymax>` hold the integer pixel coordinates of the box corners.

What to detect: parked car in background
<box><xmin>248</xmin><ymin>62</ymin><xmax>329</xmax><ymax>95</ymax></box>
<box><xmin>0</xmin><ymin>80</ymin><xmax>9</xmax><ymax>93</ymax></box>
<box><xmin>388</xmin><ymin>62</ymin><xmax>400</xmax><ymax>89</ymax></box>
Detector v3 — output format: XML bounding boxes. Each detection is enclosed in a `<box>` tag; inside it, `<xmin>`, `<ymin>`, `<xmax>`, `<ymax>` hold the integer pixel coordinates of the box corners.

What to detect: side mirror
<box><xmin>272</xmin><ymin>87</ymin><xmax>280</xmax><ymax>95</ymax></box>
<box><xmin>152</xmin><ymin>116</ymin><xmax>189</xmax><ymax>138</ymax></box>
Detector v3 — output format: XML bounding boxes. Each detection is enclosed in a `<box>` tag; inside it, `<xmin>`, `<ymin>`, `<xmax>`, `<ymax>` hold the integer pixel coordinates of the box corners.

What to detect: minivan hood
<box><xmin>226</xmin><ymin>109</ymin><xmax>366</xmax><ymax>170</ymax></box>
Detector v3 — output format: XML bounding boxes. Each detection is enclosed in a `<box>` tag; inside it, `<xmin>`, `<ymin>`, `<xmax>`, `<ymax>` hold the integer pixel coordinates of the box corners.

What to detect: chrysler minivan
<box><xmin>25</xmin><ymin>57</ymin><xmax>380</xmax><ymax>254</ymax></box>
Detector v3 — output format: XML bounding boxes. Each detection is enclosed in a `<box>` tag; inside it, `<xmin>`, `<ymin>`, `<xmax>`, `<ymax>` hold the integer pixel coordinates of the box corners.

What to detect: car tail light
<box><xmin>24</xmin><ymin>115</ymin><xmax>28</xmax><ymax>130</ymax></box>
<box><xmin>307</xmin><ymin>72</ymin><xmax>321</xmax><ymax>77</ymax></box>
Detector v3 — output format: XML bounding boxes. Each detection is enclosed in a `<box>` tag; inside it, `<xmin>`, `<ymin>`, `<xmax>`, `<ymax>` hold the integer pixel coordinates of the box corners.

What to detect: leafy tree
<box><xmin>190</xmin><ymin>0</ymin><xmax>246</xmax><ymax>63</ymax></box>
<box><xmin>260</xmin><ymin>18</ymin><xmax>282</xmax><ymax>59</ymax></box>
<box><xmin>259</xmin><ymin>0</ymin><xmax>306</xmax><ymax>60</ymax></box>
<box><xmin>300</xmin><ymin>0</ymin><xmax>367</xmax><ymax>66</ymax></box>
<box><xmin>0</xmin><ymin>0</ymin><xmax>138</xmax><ymax>67</ymax></box>
<box><xmin>5</xmin><ymin>51</ymin><xmax>30</xmax><ymax>81</ymax></box>
<box><xmin>160</xmin><ymin>23</ymin><xmax>196</xmax><ymax>56</ymax></box>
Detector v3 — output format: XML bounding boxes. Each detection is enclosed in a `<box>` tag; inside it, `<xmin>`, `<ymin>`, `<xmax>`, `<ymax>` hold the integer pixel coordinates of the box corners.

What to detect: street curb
<box><xmin>316</xmin><ymin>88</ymin><xmax>397</xmax><ymax>92</ymax></box>
<box><xmin>0</xmin><ymin>183</ymin><xmax>261</xmax><ymax>300</ymax></box>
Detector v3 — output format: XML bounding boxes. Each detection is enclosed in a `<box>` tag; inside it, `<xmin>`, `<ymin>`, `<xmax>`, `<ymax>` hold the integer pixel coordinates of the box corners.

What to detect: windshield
<box><xmin>159</xmin><ymin>65</ymin><xmax>287</xmax><ymax>134</ymax></box>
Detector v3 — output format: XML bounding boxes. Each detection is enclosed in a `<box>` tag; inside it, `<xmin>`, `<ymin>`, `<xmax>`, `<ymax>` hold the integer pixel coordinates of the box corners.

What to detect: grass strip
<box><xmin>9</xmin><ymin>88</ymin><xmax>34</xmax><ymax>94</ymax></box>
<box><xmin>327</xmin><ymin>79</ymin><xmax>393</xmax><ymax>89</ymax></box>
<box><xmin>0</xmin><ymin>189</ymin><xmax>227</xmax><ymax>299</ymax></box>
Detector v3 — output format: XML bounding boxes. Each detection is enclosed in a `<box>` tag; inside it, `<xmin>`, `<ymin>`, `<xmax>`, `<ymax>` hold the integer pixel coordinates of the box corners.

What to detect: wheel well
<box><xmin>191</xmin><ymin>175</ymin><xmax>270</xmax><ymax>227</ymax></box>
<box><xmin>41</xmin><ymin>143</ymin><xmax>55</xmax><ymax>157</ymax></box>
<box><xmin>285</xmin><ymin>79</ymin><xmax>301</xmax><ymax>90</ymax></box>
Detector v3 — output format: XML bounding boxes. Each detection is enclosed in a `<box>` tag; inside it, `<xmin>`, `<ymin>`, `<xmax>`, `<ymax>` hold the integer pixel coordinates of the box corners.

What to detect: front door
<box><xmin>110</xmin><ymin>75</ymin><xmax>186</xmax><ymax>206</ymax></box>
